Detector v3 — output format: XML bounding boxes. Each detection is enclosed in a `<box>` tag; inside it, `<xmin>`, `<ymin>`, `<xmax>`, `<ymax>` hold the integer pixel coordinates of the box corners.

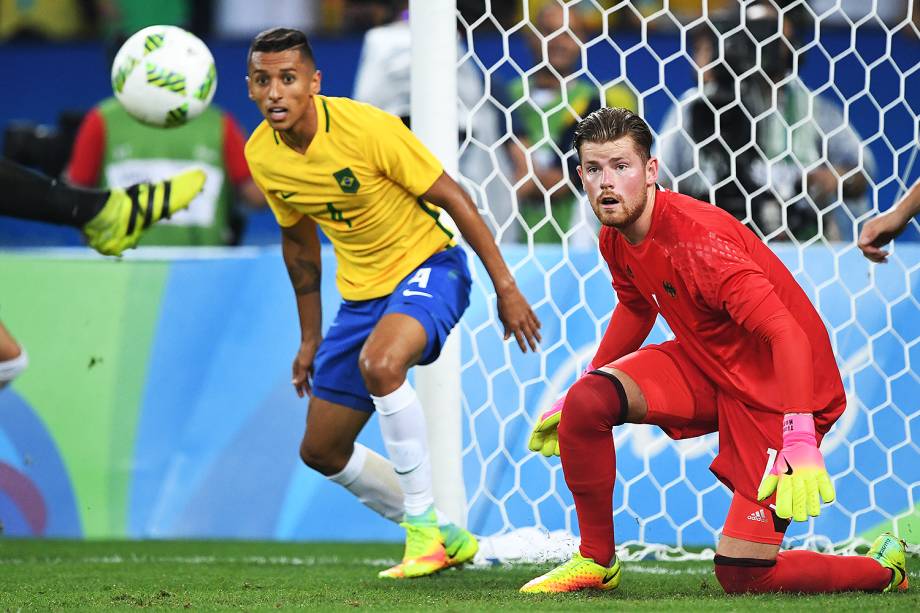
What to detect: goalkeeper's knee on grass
<box><xmin>714</xmin><ymin>548</ymin><xmax>900</xmax><ymax>594</ymax></box>
<box><xmin>713</xmin><ymin>555</ymin><xmax>776</xmax><ymax>594</ymax></box>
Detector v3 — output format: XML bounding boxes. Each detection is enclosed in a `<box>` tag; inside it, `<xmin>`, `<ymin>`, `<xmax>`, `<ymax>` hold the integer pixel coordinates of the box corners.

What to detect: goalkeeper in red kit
<box><xmin>521</xmin><ymin>107</ymin><xmax>909</xmax><ymax>595</ymax></box>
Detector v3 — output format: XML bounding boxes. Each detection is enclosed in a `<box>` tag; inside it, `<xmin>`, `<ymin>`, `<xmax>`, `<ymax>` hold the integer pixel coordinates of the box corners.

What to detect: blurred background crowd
<box><xmin>2</xmin><ymin>0</ymin><xmax>915</xmax><ymax>41</ymax></box>
<box><xmin>1</xmin><ymin>0</ymin><xmax>917</xmax><ymax>248</ymax></box>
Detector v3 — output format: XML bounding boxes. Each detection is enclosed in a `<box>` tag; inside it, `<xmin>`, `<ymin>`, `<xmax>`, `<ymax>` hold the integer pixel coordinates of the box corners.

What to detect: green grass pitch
<box><xmin>0</xmin><ymin>540</ymin><xmax>916</xmax><ymax>610</ymax></box>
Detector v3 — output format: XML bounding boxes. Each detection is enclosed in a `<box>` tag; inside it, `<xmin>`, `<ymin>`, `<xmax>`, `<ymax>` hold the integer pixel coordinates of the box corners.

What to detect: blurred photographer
<box><xmin>657</xmin><ymin>1</ymin><xmax>873</xmax><ymax>242</ymax></box>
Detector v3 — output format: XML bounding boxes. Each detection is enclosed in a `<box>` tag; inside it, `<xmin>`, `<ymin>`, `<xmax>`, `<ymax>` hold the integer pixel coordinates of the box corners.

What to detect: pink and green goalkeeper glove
<box><xmin>528</xmin><ymin>364</ymin><xmax>599</xmax><ymax>457</ymax></box>
<box><xmin>756</xmin><ymin>413</ymin><xmax>835</xmax><ymax>521</ymax></box>
<box><xmin>528</xmin><ymin>396</ymin><xmax>564</xmax><ymax>457</ymax></box>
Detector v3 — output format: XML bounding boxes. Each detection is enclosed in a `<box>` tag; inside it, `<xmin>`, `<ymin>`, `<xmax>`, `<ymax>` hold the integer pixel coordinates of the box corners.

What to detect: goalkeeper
<box><xmin>523</xmin><ymin>107</ymin><xmax>908</xmax><ymax>595</ymax></box>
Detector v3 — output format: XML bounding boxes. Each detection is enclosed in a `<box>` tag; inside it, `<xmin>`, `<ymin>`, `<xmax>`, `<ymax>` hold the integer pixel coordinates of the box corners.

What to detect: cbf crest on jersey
<box><xmin>333</xmin><ymin>167</ymin><xmax>360</xmax><ymax>194</ymax></box>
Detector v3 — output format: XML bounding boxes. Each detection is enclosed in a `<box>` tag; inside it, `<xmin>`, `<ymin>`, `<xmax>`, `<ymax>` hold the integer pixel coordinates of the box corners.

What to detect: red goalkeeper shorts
<box><xmin>609</xmin><ymin>341</ymin><xmax>841</xmax><ymax>545</ymax></box>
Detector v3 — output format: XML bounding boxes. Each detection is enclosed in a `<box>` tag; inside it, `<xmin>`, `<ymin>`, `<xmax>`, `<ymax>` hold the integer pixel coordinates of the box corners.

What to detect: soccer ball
<box><xmin>111</xmin><ymin>25</ymin><xmax>217</xmax><ymax>128</ymax></box>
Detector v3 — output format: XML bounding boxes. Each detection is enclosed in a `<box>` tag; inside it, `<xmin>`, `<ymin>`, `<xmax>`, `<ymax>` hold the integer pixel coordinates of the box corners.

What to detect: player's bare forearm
<box><xmin>281</xmin><ymin>215</ymin><xmax>323</xmax><ymax>344</ymax></box>
<box><xmin>281</xmin><ymin>216</ymin><xmax>323</xmax><ymax>398</ymax></box>
<box><xmin>891</xmin><ymin>178</ymin><xmax>920</xmax><ymax>220</ymax></box>
<box><xmin>423</xmin><ymin>173</ymin><xmax>513</xmax><ymax>288</ymax></box>
<box><xmin>423</xmin><ymin>172</ymin><xmax>542</xmax><ymax>351</ymax></box>
<box><xmin>859</xmin><ymin>178</ymin><xmax>920</xmax><ymax>262</ymax></box>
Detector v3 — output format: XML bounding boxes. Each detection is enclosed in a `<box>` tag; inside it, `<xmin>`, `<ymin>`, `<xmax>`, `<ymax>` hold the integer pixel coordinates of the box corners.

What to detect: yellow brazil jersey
<box><xmin>245</xmin><ymin>95</ymin><xmax>455</xmax><ymax>301</ymax></box>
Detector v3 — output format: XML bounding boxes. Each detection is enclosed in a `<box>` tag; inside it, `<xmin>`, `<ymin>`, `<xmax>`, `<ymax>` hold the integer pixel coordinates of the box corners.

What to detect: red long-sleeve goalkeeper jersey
<box><xmin>597</xmin><ymin>188</ymin><xmax>845</xmax><ymax>421</ymax></box>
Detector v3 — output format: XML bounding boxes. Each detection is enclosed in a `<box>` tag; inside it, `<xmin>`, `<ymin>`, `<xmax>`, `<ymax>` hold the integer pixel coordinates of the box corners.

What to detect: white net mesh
<box><xmin>451</xmin><ymin>0</ymin><xmax>920</xmax><ymax>562</ymax></box>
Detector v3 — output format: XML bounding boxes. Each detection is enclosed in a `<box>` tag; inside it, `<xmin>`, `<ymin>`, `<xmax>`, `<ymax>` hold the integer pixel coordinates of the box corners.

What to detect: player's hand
<box><xmin>292</xmin><ymin>338</ymin><xmax>320</xmax><ymax>398</ymax></box>
<box><xmin>858</xmin><ymin>210</ymin><xmax>909</xmax><ymax>263</ymax></box>
<box><xmin>527</xmin><ymin>363</ymin><xmax>597</xmax><ymax>456</ymax></box>
<box><xmin>757</xmin><ymin>413</ymin><xmax>835</xmax><ymax>522</ymax></box>
<box><xmin>528</xmin><ymin>396</ymin><xmax>564</xmax><ymax>457</ymax></box>
<box><xmin>496</xmin><ymin>282</ymin><xmax>541</xmax><ymax>353</ymax></box>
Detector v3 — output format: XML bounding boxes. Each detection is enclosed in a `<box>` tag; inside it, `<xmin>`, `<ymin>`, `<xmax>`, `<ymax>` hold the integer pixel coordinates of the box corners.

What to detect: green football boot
<box><xmin>84</xmin><ymin>168</ymin><xmax>205</xmax><ymax>255</ymax></box>
<box><xmin>867</xmin><ymin>532</ymin><xmax>909</xmax><ymax>592</ymax></box>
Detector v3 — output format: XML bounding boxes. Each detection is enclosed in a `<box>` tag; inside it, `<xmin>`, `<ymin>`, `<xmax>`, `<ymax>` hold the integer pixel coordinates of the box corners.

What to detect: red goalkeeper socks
<box><xmin>558</xmin><ymin>372</ymin><xmax>628</xmax><ymax>567</ymax></box>
<box><xmin>714</xmin><ymin>550</ymin><xmax>892</xmax><ymax>593</ymax></box>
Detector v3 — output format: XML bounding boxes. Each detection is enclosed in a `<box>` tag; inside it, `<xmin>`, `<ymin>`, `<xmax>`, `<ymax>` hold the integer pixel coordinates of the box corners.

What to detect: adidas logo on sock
<box><xmin>747</xmin><ymin>509</ymin><xmax>768</xmax><ymax>523</ymax></box>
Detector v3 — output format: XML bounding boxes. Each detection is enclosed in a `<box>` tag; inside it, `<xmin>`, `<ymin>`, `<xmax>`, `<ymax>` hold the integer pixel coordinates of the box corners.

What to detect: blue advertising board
<box><xmin>0</xmin><ymin>243</ymin><xmax>917</xmax><ymax>546</ymax></box>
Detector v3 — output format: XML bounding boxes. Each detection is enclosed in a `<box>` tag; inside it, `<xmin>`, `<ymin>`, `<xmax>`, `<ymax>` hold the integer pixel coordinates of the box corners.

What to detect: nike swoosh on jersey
<box><xmin>278</xmin><ymin>191</ymin><xmax>296</xmax><ymax>200</ymax></box>
<box><xmin>402</xmin><ymin>289</ymin><xmax>433</xmax><ymax>298</ymax></box>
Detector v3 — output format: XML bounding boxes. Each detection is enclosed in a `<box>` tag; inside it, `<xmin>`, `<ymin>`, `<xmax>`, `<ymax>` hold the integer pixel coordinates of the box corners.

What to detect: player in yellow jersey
<box><xmin>245</xmin><ymin>28</ymin><xmax>542</xmax><ymax>579</ymax></box>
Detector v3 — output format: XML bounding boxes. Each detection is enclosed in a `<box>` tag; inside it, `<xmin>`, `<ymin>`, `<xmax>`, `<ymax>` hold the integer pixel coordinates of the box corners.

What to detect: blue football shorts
<box><xmin>311</xmin><ymin>246</ymin><xmax>472</xmax><ymax>412</ymax></box>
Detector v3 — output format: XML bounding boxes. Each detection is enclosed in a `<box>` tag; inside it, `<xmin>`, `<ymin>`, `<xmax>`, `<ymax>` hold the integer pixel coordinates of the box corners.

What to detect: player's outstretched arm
<box><xmin>422</xmin><ymin>171</ymin><xmax>541</xmax><ymax>353</ymax></box>
<box><xmin>858</xmin><ymin>178</ymin><xmax>920</xmax><ymax>263</ymax></box>
<box><xmin>281</xmin><ymin>215</ymin><xmax>323</xmax><ymax>398</ymax></box>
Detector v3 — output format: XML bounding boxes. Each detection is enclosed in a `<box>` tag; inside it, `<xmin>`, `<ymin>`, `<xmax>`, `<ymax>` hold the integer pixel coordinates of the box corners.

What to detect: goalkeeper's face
<box><xmin>577</xmin><ymin>137</ymin><xmax>658</xmax><ymax>231</ymax></box>
<box><xmin>247</xmin><ymin>49</ymin><xmax>321</xmax><ymax>132</ymax></box>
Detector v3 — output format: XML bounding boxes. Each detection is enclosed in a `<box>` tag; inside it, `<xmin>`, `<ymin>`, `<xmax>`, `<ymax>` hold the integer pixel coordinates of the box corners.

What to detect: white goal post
<box><xmin>414</xmin><ymin>0</ymin><xmax>920</xmax><ymax>562</ymax></box>
<box><xmin>410</xmin><ymin>0</ymin><xmax>468</xmax><ymax>528</ymax></box>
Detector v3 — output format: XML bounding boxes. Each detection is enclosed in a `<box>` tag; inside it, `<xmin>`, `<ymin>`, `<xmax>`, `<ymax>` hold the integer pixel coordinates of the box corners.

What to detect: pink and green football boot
<box><xmin>867</xmin><ymin>532</ymin><xmax>909</xmax><ymax>592</ymax></box>
<box><xmin>520</xmin><ymin>552</ymin><xmax>621</xmax><ymax>593</ymax></box>
<box><xmin>379</xmin><ymin>508</ymin><xmax>478</xmax><ymax>579</ymax></box>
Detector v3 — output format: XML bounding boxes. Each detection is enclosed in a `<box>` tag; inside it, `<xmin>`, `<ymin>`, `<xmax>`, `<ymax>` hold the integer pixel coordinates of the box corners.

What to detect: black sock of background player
<box><xmin>0</xmin><ymin>158</ymin><xmax>108</xmax><ymax>227</ymax></box>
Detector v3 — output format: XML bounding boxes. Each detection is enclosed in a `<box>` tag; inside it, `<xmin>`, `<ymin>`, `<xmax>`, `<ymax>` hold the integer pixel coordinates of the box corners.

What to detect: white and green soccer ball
<box><xmin>111</xmin><ymin>25</ymin><xmax>217</xmax><ymax>128</ymax></box>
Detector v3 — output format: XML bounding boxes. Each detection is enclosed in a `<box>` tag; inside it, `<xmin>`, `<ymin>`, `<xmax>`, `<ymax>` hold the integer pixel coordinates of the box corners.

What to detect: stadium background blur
<box><xmin>1</xmin><ymin>0</ymin><xmax>918</xmax><ymax>552</ymax></box>
<box><xmin>2</xmin><ymin>0</ymin><xmax>918</xmax><ymax>246</ymax></box>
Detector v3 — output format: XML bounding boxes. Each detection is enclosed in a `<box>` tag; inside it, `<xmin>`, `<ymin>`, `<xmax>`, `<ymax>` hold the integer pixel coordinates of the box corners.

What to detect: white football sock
<box><xmin>327</xmin><ymin>442</ymin><xmax>404</xmax><ymax>522</ymax></box>
<box><xmin>372</xmin><ymin>379</ymin><xmax>435</xmax><ymax>517</ymax></box>
<box><xmin>0</xmin><ymin>346</ymin><xmax>28</xmax><ymax>384</ymax></box>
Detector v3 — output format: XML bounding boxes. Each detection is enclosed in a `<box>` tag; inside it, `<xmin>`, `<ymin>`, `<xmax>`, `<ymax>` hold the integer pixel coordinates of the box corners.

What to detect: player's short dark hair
<box><xmin>572</xmin><ymin>107</ymin><xmax>653</xmax><ymax>162</ymax></box>
<box><xmin>248</xmin><ymin>27</ymin><xmax>315</xmax><ymax>67</ymax></box>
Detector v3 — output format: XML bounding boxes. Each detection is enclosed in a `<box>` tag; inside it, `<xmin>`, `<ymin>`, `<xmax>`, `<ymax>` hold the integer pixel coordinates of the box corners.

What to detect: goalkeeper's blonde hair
<box><xmin>573</xmin><ymin>107</ymin><xmax>653</xmax><ymax>162</ymax></box>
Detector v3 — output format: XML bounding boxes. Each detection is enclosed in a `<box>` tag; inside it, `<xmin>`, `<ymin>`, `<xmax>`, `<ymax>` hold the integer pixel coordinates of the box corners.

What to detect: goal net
<box><xmin>446</xmin><ymin>0</ymin><xmax>920</xmax><ymax>562</ymax></box>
